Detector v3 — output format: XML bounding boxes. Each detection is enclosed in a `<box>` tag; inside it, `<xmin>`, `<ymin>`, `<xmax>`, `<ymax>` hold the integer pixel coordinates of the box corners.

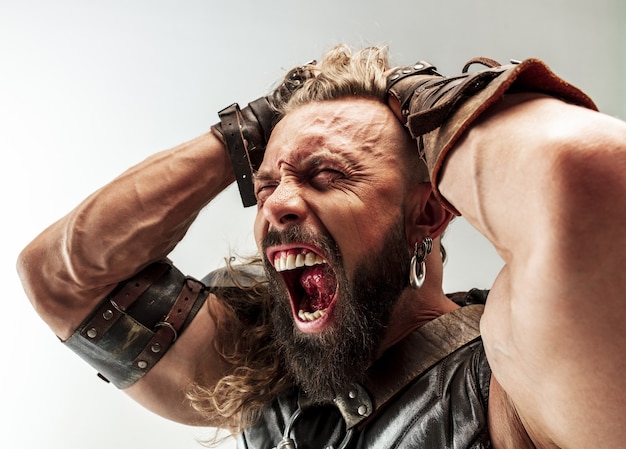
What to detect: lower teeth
<box><xmin>298</xmin><ymin>308</ymin><xmax>327</xmax><ymax>322</ymax></box>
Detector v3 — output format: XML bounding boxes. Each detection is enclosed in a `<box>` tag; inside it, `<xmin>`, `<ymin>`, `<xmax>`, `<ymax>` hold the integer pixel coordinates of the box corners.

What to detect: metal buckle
<box><xmin>275</xmin><ymin>405</ymin><xmax>355</xmax><ymax>449</ymax></box>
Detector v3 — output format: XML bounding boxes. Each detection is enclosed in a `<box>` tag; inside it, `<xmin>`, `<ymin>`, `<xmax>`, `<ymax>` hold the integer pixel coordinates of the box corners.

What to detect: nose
<box><xmin>262</xmin><ymin>181</ymin><xmax>308</xmax><ymax>228</ymax></box>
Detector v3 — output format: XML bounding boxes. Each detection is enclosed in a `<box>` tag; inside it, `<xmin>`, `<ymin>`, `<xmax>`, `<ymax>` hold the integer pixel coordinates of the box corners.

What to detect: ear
<box><xmin>405</xmin><ymin>183</ymin><xmax>453</xmax><ymax>245</ymax></box>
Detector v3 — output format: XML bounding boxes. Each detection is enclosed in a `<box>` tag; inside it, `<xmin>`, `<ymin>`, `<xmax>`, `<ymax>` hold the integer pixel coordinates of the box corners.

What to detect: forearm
<box><xmin>67</xmin><ymin>131</ymin><xmax>234</xmax><ymax>274</ymax></box>
<box><xmin>18</xmin><ymin>130</ymin><xmax>234</xmax><ymax>338</ymax></box>
<box><xmin>438</xmin><ymin>93</ymin><xmax>626</xmax><ymax>267</ymax></box>
<box><xmin>437</xmin><ymin>93</ymin><xmax>554</xmax><ymax>255</ymax></box>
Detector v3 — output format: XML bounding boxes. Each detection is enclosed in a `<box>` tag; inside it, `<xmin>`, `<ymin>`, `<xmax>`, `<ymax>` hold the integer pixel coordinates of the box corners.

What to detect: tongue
<box><xmin>299</xmin><ymin>265</ymin><xmax>337</xmax><ymax>311</ymax></box>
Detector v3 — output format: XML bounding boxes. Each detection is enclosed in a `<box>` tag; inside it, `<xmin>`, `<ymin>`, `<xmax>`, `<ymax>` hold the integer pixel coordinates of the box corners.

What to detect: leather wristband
<box><xmin>214</xmin><ymin>62</ymin><xmax>317</xmax><ymax>207</ymax></box>
<box><xmin>387</xmin><ymin>58</ymin><xmax>598</xmax><ymax>215</ymax></box>
<box><xmin>217</xmin><ymin>103</ymin><xmax>258</xmax><ymax>207</ymax></box>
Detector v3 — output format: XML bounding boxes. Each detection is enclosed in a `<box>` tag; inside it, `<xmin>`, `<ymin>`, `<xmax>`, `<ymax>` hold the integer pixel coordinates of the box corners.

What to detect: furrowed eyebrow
<box><xmin>304</xmin><ymin>151</ymin><xmax>355</xmax><ymax>169</ymax></box>
<box><xmin>306</xmin><ymin>155</ymin><xmax>325</xmax><ymax>168</ymax></box>
<box><xmin>252</xmin><ymin>150</ymin><xmax>358</xmax><ymax>184</ymax></box>
<box><xmin>252</xmin><ymin>170</ymin><xmax>275</xmax><ymax>184</ymax></box>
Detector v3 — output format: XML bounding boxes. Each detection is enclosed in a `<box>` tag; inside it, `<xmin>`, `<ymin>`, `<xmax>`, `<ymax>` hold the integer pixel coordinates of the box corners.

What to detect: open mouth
<box><xmin>271</xmin><ymin>247</ymin><xmax>338</xmax><ymax>324</ymax></box>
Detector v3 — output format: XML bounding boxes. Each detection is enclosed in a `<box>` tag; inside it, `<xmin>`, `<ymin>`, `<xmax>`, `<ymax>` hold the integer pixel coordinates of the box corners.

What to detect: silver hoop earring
<box><xmin>409</xmin><ymin>237</ymin><xmax>433</xmax><ymax>289</ymax></box>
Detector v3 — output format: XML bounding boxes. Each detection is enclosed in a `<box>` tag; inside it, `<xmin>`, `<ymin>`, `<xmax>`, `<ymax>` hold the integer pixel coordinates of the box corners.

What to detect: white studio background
<box><xmin>2</xmin><ymin>1</ymin><xmax>624</xmax><ymax>448</ymax></box>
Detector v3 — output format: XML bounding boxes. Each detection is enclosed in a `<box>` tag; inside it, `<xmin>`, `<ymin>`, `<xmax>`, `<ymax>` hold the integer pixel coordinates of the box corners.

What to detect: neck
<box><xmin>376</xmin><ymin>282</ymin><xmax>459</xmax><ymax>358</ymax></box>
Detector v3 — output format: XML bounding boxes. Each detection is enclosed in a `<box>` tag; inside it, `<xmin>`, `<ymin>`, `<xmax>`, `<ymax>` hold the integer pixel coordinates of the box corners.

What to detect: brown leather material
<box><xmin>297</xmin><ymin>303</ymin><xmax>484</xmax><ymax>430</ymax></box>
<box><xmin>64</xmin><ymin>260</ymin><xmax>209</xmax><ymax>388</ymax></box>
<box><xmin>358</xmin><ymin>304</ymin><xmax>484</xmax><ymax>429</ymax></box>
<box><xmin>388</xmin><ymin>58</ymin><xmax>598</xmax><ymax>215</ymax></box>
<box><xmin>78</xmin><ymin>261</ymin><xmax>171</xmax><ymax>343</ymax></box>
<box><xmin>131</xmin><ymin>278</ymin><xmax>204</xmax><ymax>370</ymax></box>
<box><xmin>218</xmin><ymin>103</ymin><xmax>257</xmax><ymax>206</ymax></box>
<box><xmin>387</xmin><ymin>60</ymin><xmax>440</xmax><ymax>114</ymax></box>
<box><xmin>214</xmin><ymin>63</ymin><xmax>316</xmax><ymax>207</ymax></box>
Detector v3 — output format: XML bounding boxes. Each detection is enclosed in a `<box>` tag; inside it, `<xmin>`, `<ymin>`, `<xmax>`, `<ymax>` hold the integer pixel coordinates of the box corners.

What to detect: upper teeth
<box><xmin>274</xmin><ymin>251</ymin><xmax>325</xmax><ymax>272</ymax></box>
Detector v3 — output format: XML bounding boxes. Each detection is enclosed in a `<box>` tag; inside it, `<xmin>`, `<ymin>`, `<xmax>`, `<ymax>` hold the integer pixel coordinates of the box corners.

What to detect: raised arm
<box><xmin>17</xmin><ymin>131</ymin><xmax>233</xmax><ymax>340</ymax></box>
<box><xmin>16</xmin><ymin>62</ymin><xmax>315</xmax><ymax>427</ymax></box>
<box><xmin>17</xmin><ymin>130</ymin><xmax>236</xmax><ymax>425</ymax></box>
<box><xmin>388</xmin><ymin>59</ymin><xmax>626</xmax><ymax>448</ymax></box>
<box><xmin>443</xmin><ymin>92</ymin><xmax>626</xmax><ymax>449</ymax></box>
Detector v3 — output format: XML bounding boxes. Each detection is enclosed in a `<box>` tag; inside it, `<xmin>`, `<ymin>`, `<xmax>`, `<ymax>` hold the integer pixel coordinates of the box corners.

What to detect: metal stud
<box><xmin>137</xmin><ymin>360</ymin><xmax>148</xmax><ymax>369</ymax></box>
<box><xmin>151</xmin><ymin>343</ymin><xmax>161</xmax><ymax>353</ymax></box>
<box><xmin>414</xmin><ymin>63</ymin><xmax>424</xmax><ymax>70</ymax></box>
<box><xmin>102</xmin><ymin>309</ymin><xmax>113</xmax><ymax>320</ymax></box>
<box><xmin>86</xmin><ymin>328</ymin><xmax>97</xmax><ymax>338</ymax></box>
<box><xmin>357</xmin><ymin>405</ymin><xmax>368</xmax><ymax>416</ymax></box>
<box><xmin>348</xmin><ymin>390</ymin><xmax>356</xmax><ymax>399</ymax></box>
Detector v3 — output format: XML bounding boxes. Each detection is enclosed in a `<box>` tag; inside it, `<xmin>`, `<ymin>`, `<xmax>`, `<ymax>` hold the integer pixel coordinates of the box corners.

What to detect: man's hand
<box><xmin>213</xmin><ymin>62</ymin><xmax>316</xmax><ymax>206</ymax></box>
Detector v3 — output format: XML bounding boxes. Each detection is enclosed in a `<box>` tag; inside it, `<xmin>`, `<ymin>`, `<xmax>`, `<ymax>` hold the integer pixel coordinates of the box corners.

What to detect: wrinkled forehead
<box><xmin>261</xmin><ymin>98</ymin><xmax>407</xmax><ymax>171</ymax></box>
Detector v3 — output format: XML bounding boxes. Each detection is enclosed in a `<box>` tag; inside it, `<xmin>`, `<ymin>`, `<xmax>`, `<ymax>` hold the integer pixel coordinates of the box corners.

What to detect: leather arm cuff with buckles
<box><xmin>63</xmin><ymin>259</ymin><xmax>208</xmax><ymax>389</ymax></box>
<box><xmin>212</xmin><ymin>62</ymin><xmax>316</xmax><ymax>208</ymax></box>
<box><xmin>387</xmin><ymin>57</ymin><xmax>598</xmax><ymax>215</ymax></box>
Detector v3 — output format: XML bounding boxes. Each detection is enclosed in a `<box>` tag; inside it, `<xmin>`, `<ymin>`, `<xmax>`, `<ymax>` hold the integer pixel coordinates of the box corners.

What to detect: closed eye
<box><xmin>254</xmin><ymin>182</ymin><xmax>278</xmax><ymax>204</ymax></box>
<box><xmin>310</xmin><ymin>168</ymin><xmax>345</xmax><ymax>190</ymax></box>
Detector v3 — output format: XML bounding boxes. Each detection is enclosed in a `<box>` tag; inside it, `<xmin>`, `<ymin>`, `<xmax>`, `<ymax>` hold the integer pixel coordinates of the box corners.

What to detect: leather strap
<box><xmin>78</xmin><ymin>261</ymin><xmax>171</xmax><ymax>343</ymax></box>
<box><xmin>218</xmin><ymin>103</ymin><xmax>257</xmax><ymax>207</ymax></box>
<box><xmin>64</xmin><ymin>260</ymin><xmax>209</xmax><ymax>388</ymax></box>
<box><xmin>326</xmin><ymin>304</ymin><xmax>485</xmax><ymax>429</ymax></box>
<box><xmin>131</xmin><ymin>278</ymin><xmax>204</xmax><ymax>370</ymax></box>
<box><xmin>215</xmin><ymin>62</ymin><xmax>316</xmax><ymax>208</ymax></box>
<box><xmin>387</xmin><ymin>60</ymin><xmax>440</xmax><ymax>114</ymax></box>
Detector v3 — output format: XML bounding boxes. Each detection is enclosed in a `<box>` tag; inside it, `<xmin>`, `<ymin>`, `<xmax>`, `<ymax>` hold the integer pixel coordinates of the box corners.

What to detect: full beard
<box><xmin>263</xmin><ymin>219</ymin><xmax>411</xmax><ymax>404</ymax></box>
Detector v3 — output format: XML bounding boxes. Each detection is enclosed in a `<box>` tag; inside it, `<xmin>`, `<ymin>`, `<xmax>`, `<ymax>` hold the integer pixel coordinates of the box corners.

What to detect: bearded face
<box><xmin>262</xmin><ymin>218</ymin><xmax>411</xmax><ymax>403</ymax></box>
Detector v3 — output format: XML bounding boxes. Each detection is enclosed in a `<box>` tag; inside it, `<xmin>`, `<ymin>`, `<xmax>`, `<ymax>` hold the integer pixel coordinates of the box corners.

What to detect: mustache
<box><xmin>262</xmin><ymin>226</ymin><xmax>341</xmax><ymax>262</ymax></box>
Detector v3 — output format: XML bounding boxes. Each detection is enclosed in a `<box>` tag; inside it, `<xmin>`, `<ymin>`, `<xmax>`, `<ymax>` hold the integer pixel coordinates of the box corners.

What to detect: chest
<box><xmin>239</xmin><ymin>340</ymin><xmax>491</xmax><ymax>449</ymax></box>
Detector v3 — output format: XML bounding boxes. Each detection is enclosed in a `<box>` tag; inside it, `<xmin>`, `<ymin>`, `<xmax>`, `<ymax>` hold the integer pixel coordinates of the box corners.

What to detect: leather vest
<box><xmin>238</xmin><ymin>291</ymin><xmax>492</xmax><ymax>449</ymax></box>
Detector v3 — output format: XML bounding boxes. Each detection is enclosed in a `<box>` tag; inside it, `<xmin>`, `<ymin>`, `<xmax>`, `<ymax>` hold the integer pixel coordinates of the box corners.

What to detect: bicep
<box><xmin>443</xmin><ymin>96</ymin><xmax>626</xmax><ymax>447</ymax></box>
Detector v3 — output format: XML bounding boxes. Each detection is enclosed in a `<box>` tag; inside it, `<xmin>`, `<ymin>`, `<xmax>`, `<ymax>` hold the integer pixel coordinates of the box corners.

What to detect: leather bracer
<box><xmin>213</xmin><ymin>63</ymin><xmax>316</xmax><ymax>207</ymax></box>
<box><xmin>64</xmin><ymin>260</ymin><xmax>208</xmax><ymax>389</ymax></box>
<box><xmin>388</xmin><ymin>58</ymin><xmax>597</xmax><ymax>214</ymax></box>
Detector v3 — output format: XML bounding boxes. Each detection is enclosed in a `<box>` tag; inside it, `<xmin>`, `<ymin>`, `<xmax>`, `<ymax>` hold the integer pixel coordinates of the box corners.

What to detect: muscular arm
<box><xmin>439</xmin><ymin>93</ymin><xmax>626</xmax><ymax>448</ymax></box>
<box><xmin>17</xmin><ymin>130</ymin><xmax>235</xmax><ymax>425</ymax></box>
